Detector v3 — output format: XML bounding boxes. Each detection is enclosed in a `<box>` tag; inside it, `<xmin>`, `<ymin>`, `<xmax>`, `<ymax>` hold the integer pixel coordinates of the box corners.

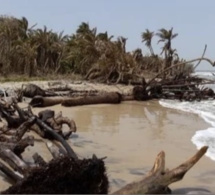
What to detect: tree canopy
<box><xmin>0</xmin><ymin>15</ymin><xmax>193</xmax><ymax>83</ymax></box>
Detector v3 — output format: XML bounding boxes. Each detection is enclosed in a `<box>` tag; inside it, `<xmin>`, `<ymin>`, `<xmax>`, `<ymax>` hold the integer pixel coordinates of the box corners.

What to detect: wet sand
<box><xmin>0</xmin><ymin>100</ymin><xmax>215</xmax><ymax>193</ymax></box>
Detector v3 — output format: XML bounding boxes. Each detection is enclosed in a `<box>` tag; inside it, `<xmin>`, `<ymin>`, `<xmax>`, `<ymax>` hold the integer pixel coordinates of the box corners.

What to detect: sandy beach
<box><xmin>22</xmin><ymin>100</ymin><xmax>215</xmax><ymax>193</ymax></box>
<box><xmin>0</xmin><ymin>81</ymin><xmax>214</xmax><ymax>193</ymax></box>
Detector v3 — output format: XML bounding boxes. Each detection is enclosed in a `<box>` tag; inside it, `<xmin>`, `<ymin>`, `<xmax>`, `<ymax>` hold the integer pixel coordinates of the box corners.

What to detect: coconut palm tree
<box><xmin>96</xmin><ymin>31</ymin><xmax>114</xmax><ymax>41</ymax></box>
<box><xmin>156</xmin><ymin>28</ymin><xmax>178</xmax><ymax>75</ymax></box>
<box><xmin>15</xmin><ymin>40</ymin><xmax>38</xmax><ymax>76</ymax></box>
<box><xmin>29</xmin><ymin>26</ymin><xmax>67</xmax><ymax>74</ymax></box>
<box><xmin>0</xmin><ymin>16</ymin><xmax>28</xmax><ymax>75</ymax></box>
<box><xmin>65</xmin><ymin>23</ymin><xmax>100</xmax><ymax>75</ymax></box>
<box><xmin>141</xmin><ymin>29</ymin><xmax>155</xmax><ymax>56</ymax></box>
<box><xmin>17</xmin><ymin>17</ymin><xmax>29</xmax><ymax>39</ymax></box>
<box><xmin>156</xmin><ymin>27</ymin><xmax>178</xmax><ymax>58</ymax></box>
<box><xmin>76</xmin><ymin>22</ymin><xmax>91</xmax><ymax>36</ymax></box>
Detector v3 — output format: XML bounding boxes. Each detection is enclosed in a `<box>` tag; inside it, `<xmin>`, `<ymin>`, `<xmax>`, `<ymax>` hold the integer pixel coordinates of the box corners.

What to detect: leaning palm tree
<box><xmin>141</xmin><ymin>29</ymin><xmax>155</xmax><ymax>56</ymax></box>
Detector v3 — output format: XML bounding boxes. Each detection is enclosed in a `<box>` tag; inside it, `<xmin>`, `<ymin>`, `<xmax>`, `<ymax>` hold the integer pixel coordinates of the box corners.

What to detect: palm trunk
<box><xmin>149</xmin><ymin>45</ymin><xmax>155</xmax><ymax>56</ymax></box>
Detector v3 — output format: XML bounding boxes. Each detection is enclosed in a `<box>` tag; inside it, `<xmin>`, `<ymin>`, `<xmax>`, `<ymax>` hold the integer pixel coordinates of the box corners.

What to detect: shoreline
<box><xmin>31</xmin><ymin>100</ymin><xmax>215</xmax><ymax>193</ymax></box>
<box><xmin>0</xmin><ymin>81</ymin><xmax>214</xmax><ymax>193</ymax></box>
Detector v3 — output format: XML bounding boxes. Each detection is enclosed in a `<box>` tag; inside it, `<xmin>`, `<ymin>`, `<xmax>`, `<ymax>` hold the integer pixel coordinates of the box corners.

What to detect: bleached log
<box><xmin>113</xmin><ymin>146</ymin><xmax>208</xmax><ymax>194</ymax></box>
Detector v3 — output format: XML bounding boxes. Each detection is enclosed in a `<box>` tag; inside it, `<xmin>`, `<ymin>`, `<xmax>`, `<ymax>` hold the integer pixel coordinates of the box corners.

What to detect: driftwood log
<box><xmin>62</xmin><ymin>92</ymin><xmax>122</xmax><ymax>107</ymax></box>
<box><xmin>113</xmin><ymin>146</ymin><xmax>208</xmax><ymax>194</ymax></box>
<box><xmin>133</xmin><ymin>74</ymin><xmax>215</xmax><ymax>102</ymax></box>
<box><xmin>29</xmin><ymin>92</ymin><xmax>122</xmax><ymax>107</ymax></box>
<box><xmin>29</xmin><ymin>92</ymin><xmax>122</xmax><ymax>108</ymax></box>
<box><xmin>30</xmin><ymin>96</ymin><xmax>65</xmax><ymax>107</ymax></box>
<box><xmin>21</xmin><ymin>84</ymin><xmax>57</xmax><ymax>98</ymax></box>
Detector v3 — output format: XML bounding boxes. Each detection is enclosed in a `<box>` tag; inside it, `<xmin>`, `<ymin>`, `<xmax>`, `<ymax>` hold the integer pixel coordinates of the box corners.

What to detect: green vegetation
<box><xmin>0</xmin><ymin>15</ymin><xmax>193</xmax><ymax>83</ymax></box>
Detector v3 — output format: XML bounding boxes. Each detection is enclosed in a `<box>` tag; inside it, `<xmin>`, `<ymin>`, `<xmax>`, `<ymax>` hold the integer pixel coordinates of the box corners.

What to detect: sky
<box><xmin>0</xmin><ymin>0</ymin><xmax>215</xmax><ymax>70</ymax></box>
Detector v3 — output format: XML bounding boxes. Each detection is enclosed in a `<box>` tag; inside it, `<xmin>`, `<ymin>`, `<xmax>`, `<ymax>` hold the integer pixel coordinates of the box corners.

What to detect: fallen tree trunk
<box><xmin>0</xmin><ymin>161</ymin><xmax>22</xmax><ymax>184</ymax></box>
<box><xmin>113</xmin><ymin>146</ymin><xmax>208</xmax><ymax>194</ymax></box>
<box><xmin>62</xmin><ymin>92</ymin><xmax>122</xmax><ymax>107</ymax></box>
<box><xmin>0</xmin><ymin>136</ymin><xmax>34</xmax><ymax>157</ymax></box>
<box><xmin>35</xmin><ymin>118</ymin><xmax>78</xmax><ymax>160</ymax></box>
<box><xmin>0</xmin><ymin>149</ymin><xmax>28</xmax><ymax>175</ymax></box>
<box><xmin>30</xmin><ymin>96</ymin><xmax>65</xmax><ymax>107</ymax></box>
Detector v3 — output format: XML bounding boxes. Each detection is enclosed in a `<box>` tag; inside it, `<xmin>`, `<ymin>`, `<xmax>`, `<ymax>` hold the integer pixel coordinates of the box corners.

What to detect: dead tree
<box><xmin>113</xmin><ymin>146</ymin><xmax>208</xmax><ymax>194</ymax></box>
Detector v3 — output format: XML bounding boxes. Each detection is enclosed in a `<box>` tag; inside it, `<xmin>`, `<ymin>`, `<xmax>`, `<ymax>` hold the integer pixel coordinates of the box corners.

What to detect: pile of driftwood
<box><xmin>0</xmin><ymin>97</ymin><xmax>109</xmax><ymax>194</ymax></box>
<box><xmin>133</xmin><ymin>74</ymin><xmax>215</xmax><ymax>101</ymax></box>
<box><xmin>14</xmin><ymin>83</ymin><xmax>122</xmax><ymax>107</ymax></box>
<box><xmin>0</xmin><ymin>96</ymin><xmax>209</xmax><ymax>194</ymax></box>
<box><xmin>15</xmin><ymin>74</ymin><xmax>215</xmax><ymax>108</ymax></box>
<box><xmin>133</xmin><ymin>50</ymin><xmax>215</xmax><ymax>101</ymax></box>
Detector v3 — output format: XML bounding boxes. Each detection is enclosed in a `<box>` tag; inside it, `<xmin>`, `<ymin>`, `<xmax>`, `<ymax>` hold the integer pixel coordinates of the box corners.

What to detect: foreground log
<box><xmin>46</xmin><ymin>141</ymin><xmax>66</xmax><ymax>159</ymax></box>
<box><xmin>0</xmin><ymin>136</ymin><xmax>34</xmax><ymax>157</ymax></box>
<box><xmin>0</xmin><ymin>161</ymin><xmax>22</xmax><ymax>184</ymax></box>
<box><xmin>0</xmin><ymin>149</ymin><xmax>28</xmax><ymax>175</ymax></box>
<box><xmin>62</xmin><ymin>92</ymin><xmax>122</xmax><ymax>107</ymax></box>
<box><xmin>35</xmin><ymin>118</ymin><xmax>78</xmax><ymax>160</ymax></box>
<box><xmin>2</xmin><ymin>156</ymin><xmax>109</xmax><ymax>194</ymax></box>
<box><xmin>0</xmin><ymin>108</ymin><xmax>24</xmax><ymax>129</ymax></box>
<box><xmin>113</xmin><ymin>146</ymin><xmax>208</xmax><ymax>194</ymax></box>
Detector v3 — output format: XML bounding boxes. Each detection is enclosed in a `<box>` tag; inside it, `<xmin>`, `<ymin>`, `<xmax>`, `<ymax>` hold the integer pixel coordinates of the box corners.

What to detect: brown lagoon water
<box><xmin>0</xmin><ymin>100</ymin><xmax>215</xmax><ymax>193</ymax></box>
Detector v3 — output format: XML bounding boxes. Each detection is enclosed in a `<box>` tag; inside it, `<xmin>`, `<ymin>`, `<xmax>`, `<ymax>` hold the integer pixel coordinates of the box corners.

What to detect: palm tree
<box><xmin>156</xmin><ymin>28</ymin><xmax>178</xmax><ymax>74</ymax></box>
<box><xmin>156</xmin><ymin>27</ymin><xmax>178</xmax><ymax>58</ymax></box>
<box><xmin>17</xmin><ymin>17</ymin><xmax>29</xmax><ymax>39</ymax></box>
<box><xmin>141</xmin><ymin>29</ymin><xmax>155</xmax><ymax>56</ymax></box>
<box><xmin>76</xmin><ymin>22</ymin><xmax>91</xmax><ymax>36</ymax></box>
<box><xmin>96</xmin><ymin>31</ymin><xmax>113</xmax><ymax>41</ymax></box>
<box><xmin>15</xmin><ymin>40</ymin><xmax>37</xmax><ymax>76</ymax></box>
<box><xmin>65</xmin><ymin>23</ymin><xmax>100</xmax><ymax>75</ymax></box>
<box><xmin>29</xmin><ymin>26</ymin><xmax>67</xmax><ymax>74</ymax></box>
<box><xmin>0</xmin><ymin>16</ymin><xmax>26</xmax><ymax>74</ymax></box>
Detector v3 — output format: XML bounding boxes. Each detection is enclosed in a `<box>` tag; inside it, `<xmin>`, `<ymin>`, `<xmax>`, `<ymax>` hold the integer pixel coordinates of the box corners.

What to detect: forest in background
<box><xmin>0</xmin><ymin>15</ymin><xmax>193</xmax><ymax>83</ymax></box>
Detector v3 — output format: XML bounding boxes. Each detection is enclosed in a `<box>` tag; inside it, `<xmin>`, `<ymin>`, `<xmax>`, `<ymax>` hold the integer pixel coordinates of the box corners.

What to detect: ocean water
<box><xmin>159</xmin><ymin>71</ymin><xmax>215</xmax><ymax>161</ymax></box>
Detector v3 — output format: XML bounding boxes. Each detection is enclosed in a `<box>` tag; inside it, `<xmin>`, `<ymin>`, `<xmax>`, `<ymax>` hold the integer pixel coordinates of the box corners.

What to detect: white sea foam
<box><xmin>192</xmin><ymin>72</ymin><xmax>215</xmax><ymax>77</ymax></box>
<box><xmin>192</xmin><ymin>71</ymin><xmax>215</xmax><ymax>82</ymax></box>
<box><xmin>159</xmin><ymin>99</ymin><xmax>215</xmax><ymax>161</ymax></box>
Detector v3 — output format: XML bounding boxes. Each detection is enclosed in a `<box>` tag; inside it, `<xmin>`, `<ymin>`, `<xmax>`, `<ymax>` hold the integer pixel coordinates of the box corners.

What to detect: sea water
<box><xmin>159</xmin><ymin>71</ymin><xmax>215</xmax><ymax>161</ymax></box>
